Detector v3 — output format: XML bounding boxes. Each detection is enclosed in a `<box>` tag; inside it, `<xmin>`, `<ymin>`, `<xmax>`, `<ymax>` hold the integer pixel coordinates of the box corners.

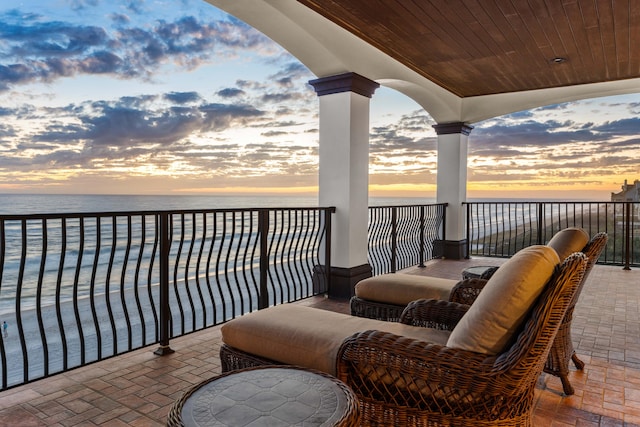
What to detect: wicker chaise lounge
<box><xmin>220</xmin><ymin>246</ymin><xmax>588</xmax><ymax>426</ymax></box>
<box><xmin>351</xmin><ymin>227</ymin><xmax>592</xmax><ymax>321</ymax></box>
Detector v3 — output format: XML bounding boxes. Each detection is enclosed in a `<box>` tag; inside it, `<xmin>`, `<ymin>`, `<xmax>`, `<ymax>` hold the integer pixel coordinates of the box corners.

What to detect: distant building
<box><xmin>611</xmin><ymin>179</ymin><xmax>640</xmax><ymax>202</ymax></box>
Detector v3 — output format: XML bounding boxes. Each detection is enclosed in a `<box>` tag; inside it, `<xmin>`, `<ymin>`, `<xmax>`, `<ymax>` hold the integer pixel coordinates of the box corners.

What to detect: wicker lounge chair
<box><xmin>336</xmin><ymin>252</ymin><xmax>587</xmax><ymax>426</ymax></box>
<box><xmin>448</xmin><ymin>232</ymin><xmax>608</xmax><ymax>395</ymax></box>
<box><xmin>220</xmin><ymin>248</ymin><xmax>588</xmax><ymax>426</ymax></box>
<box><xmin>350</xmin><ymin>227</ymin><xmax>592</xmax><ymax>321</ymax></box>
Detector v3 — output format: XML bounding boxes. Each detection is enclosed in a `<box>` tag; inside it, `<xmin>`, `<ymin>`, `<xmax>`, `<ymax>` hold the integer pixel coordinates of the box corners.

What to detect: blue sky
<box><xmin>1</xmin><ymin>0</ymin><xmax>639</xmax><ymax>200</ymax></box>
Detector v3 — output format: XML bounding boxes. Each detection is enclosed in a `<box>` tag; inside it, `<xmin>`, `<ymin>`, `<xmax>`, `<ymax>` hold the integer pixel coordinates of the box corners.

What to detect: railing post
<box><xmin>154</xmin><ymin>212</ymin><xmax>174</xmax><ymax>355</ymax></box>
<box><xmin>258</xmin><ymin>210</ymin><xmax>270</xmax><ymax>309</ymax></box>
<box><xmin>537</xmin><ymin>203</ymin><xmax>544</xmax><ymax>245</ymax></box>
<box><xmin>391</xmin><ymin>207</ymin><xmax>397</xmax><ymax>273</ymax></box>
<box><xmin>419</xmin><ymin>206</ymin><xmax>425</xmax><ymax>267</ymax></box>
<box><xmin>324</xmin><ymin>208</ymin><xmax>333</xmax><ymax>293</ymax></box>
<box><xmin>624</xmin><ymin>202</ymin><xmax>631</xmax><ymax>270</ymax></box>
<box><xmin>465</xmin><ymin>203</ymin><xmax>471</xmax><ymax>259</ymax></box>
<box><xmin>442</xmin><ymin>203</ymin><xmax>447</xmax><ymax>242</ymax></box>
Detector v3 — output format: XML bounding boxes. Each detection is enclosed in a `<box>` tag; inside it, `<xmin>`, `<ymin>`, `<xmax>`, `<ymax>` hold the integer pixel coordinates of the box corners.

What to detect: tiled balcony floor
<box><xmin>0</xmin><ymin>258</ymin><xmax>639</xmax><ymax>426</ymax></box>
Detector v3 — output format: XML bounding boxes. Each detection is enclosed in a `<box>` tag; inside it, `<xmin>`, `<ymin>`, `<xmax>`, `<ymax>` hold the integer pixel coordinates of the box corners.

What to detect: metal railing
<box><xmin>465</xmin><ymin>201</ymin><xmax>639</xmax><ymax>267</ymax></box>
<box><xmin>0</xmin><ymin>207</ymin><xmax>334</xmax><ymax>390</ymax></box>
<box><xmin>368</xmin><ymin>203</ymin><xmax>447</xmax><ymax>275</ymax></box>
<box><xmin>7</xmin><ymin>199</ymin><xmax>633</xmax><ymax>391</ymax></box>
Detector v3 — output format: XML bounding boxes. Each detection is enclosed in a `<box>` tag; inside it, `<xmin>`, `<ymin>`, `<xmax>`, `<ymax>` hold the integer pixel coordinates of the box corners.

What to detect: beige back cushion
<box><xmin>446</xmin><ymin>245</ymin><xmax>560</xmax><ymax>355</ymax></box>
<box><xmin>547</xmin><ymin>227</ymin><xmax>590</xmax><ymax>261</ymax></box>
<box><xmin>355</xmin><ymin>274</ymin><xmax>457</xmax><ymax>305</ymax></box>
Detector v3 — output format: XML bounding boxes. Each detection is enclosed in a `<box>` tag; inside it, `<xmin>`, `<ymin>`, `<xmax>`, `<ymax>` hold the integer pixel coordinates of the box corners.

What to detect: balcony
<box><xmin>0</xmin><ymin>201</ymin><xmax>639</xmax><ymax>425</ymax></box>
<box><xmin>0</xmin><ymin>257</ymin><xmax>638</xmax><ymax>426</ymax></box>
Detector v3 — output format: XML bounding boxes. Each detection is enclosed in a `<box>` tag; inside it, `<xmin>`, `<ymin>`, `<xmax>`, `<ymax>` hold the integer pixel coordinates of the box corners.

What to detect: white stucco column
<box><xmin>309</xmin><ymin>73</ymin><xmax>379</xmax><ymax>298</ymax></box>
<box><xmin>434</xmin><ymin>122</ymin><xmax>474</xmax><ymax>259</ymax></box>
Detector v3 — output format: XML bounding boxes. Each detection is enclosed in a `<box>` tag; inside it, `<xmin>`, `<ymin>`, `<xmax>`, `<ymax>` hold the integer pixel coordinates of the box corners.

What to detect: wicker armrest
<box><xmin>479</xmin><ymin>266</ymin><xmax>500</xmax><ymax>279</ymax></box>
<box><xmin>448</xmin><ymin>278</ymin><xmax>488</xmax><ymax>305</ymax></box>
<box><xmin>400</xmin><ymin>298</ymin><xmax>469</xmax><ymax>330</ymax></box>
<box><xmin>336</xmin><ymin>330</ymin><xmax>506</xmax><ymax>412</ymax></box>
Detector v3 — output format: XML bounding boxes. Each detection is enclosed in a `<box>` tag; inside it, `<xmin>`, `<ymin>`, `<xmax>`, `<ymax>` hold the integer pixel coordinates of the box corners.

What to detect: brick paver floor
<box><xmin>0</xmin><ymin>258</ymin><xmax>638</xmax><ymax>426</ymax></box>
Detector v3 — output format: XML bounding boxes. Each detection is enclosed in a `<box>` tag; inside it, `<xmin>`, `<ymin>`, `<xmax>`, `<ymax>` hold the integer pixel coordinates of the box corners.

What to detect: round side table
<box><xmin>461</xmin><ymin>265</ymin><xmax>499</xmax><ymax>280</ymax></box>
<box><xmin>167</xmin><ymin>365</ymin><xmax>360</xmax><ymax>427</ymax></box>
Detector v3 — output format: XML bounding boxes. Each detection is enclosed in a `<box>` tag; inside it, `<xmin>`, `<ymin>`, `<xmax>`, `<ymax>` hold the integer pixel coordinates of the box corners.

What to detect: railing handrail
<box><xmin>0</xmin><ymin>206</ymin><xmax>336</xmax><ymax>221</ymax></box>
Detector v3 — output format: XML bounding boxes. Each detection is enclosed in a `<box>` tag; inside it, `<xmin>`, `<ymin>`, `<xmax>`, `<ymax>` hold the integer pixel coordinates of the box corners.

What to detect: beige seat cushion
<box><xmin>221</xmin><ymin>304</ymin><xmax>450</xmax><ymax>376</ymax></box>
<box><xmin>447</xmin><ymin>245</ymin><xmax>560</xmax><ymax>355</ymax></box>
<box><xmin>547</xmin><ymin>227</ymin><xmax>590</xmax><ymax>261</ymax></box>
<box><xmin>355</xmin><ymin>274</ymin><xmax>457</xmax><ymax>305</ymax></box>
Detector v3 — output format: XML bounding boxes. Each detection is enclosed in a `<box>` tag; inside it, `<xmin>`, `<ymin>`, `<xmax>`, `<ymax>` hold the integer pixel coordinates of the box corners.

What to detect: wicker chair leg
<box><xmin>571</xmin><ymin>353</ymin><xmax>585</xmax><ymax>370</ymax></box>
<box><xmin>559</xmin><ymin>374</ymin><xmax>575</xmax><ymax>396</ymax></box>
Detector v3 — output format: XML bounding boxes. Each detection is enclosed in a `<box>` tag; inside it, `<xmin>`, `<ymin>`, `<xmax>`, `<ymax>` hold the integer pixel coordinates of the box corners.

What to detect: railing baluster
<box><xmin>0</xmin><ymin>220</ymin><xmax>7</xmax><ymax>389</ymax></box>
<box><xmin>90</xmin><ymin>217</ymin><xmax>102</xmax><ymax>360</ymax></box>
<box><xmin>184</xmin><ymin>213</ymin><xmax>197</xmax><ymax>332</ymax></box>
<box><xmin>55</xmin><ymin>218</ymin><xmax>68</xmax><ymax>371</ymax></box>
<box><xmin>16</xmin><ymin>220</ymin><xmax>28</xmax><ymax>383</ymax></box>
<box><xmin>73</xmin><ymin>218</ymin><xmax>86</xmax><ymax>365</ymax></box>
<box><xmin>172</xmin><ymin>214</ymin><xmax>185</xmax><ymax>335</ymax></box>
<box><xmin>105</xmin><ymin>217</ymin><xmax>117</xmax><ymax>354</ymax></box>
<box><xmin>121</xmin><ymin>216</ymin><xmax>133</xmax><ymax>351</ymax></box>
<box><xmin>258</xmin><ymin>210</ymin><xmax>269</xmax><ymax>310</ymax></box>
<box><xmin>133</xmin><ymin>215</ymin><xmax>147</xmax><ymax>346</ymax></box>
<box><xmin>232</xmin><ymin>213</ymin><xmax>246</xmax><ymax>313</ymax></box>
<box><xmin>194</xmin><ymin>213</ymin><xmax>208</xmax><ymax>329</ymax></box>
<box><xmin>213</xmin><ymin>212</ymin><xmax>227</xmax><ymax>321</ymax></box>
<box><xmin>148</xmin><ymin>215</ymin><xmax>160</xmax><ymax>343</ymax></box>
<box><xmin>205</xmin><ymin>212</ymin><xmax>219</xmax><ymax>323</ymax></box>
<box><xmin>36</xmin><ymin>219</ymin><xmax>49</xmax><ymax>376</ymax></box>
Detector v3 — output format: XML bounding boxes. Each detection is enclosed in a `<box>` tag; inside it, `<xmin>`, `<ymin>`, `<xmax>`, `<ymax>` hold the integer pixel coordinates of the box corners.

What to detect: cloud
<box><xmin>592</xmin><ymin>117</ymin><xmax>640</xmax><ymax>135</ymax></box>
<box><xmin>269</xmin><ymin>62</ymin><xmax>311</xmax><ymax>85</ymax></box>
<box><xmin>260</xmin><ymin>92</ymin><xmax>306</xmax><ymax>104</ymax></box>
<box><xmin>11</xmin><ymin>94</ymin><xmax>268</xmax><ymax>172</ymax></box>
<box><xmin>0</xmin><ymin>8</ymin><xmax>277</xmax><ymax>91</ymax></box>
<box><xmin>164</xmin><ymin>91</ymin><xmax>201</xmax><ymax>104</ymax></box>
<box><xmin>109</xmin><ymin>13</ymin><xmax>131</xmax><ymax>26</ymax></box>
<box><xmin>198</xmin><ymin>103</ymin><xmax>265</xmax><ymax>131</ymax></box>
<box><xmin>261</xmin><ymin>130</ymin><xmax>288</xmax><ymax>137</ymax></box>
<box><xmin>217</xmin><ymin>88</ymin><xmax>245</xmax><ymax>98</ymax></box>
<box><xmin>67</xmin><ymin>0</ymin><xmax>100</xmax><ymax>11</ymax></box>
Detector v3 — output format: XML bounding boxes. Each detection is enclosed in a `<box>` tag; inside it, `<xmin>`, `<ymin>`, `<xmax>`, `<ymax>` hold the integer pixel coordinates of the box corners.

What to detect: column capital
<box><xmin>433</xmin><ymin>122</ymin><xmax>474</xmax><ymax>136</ymax></box>
<box><xmin>309</xmin><ymin>72</ymin><xmax>379</xmax><ymax>98</ymax></box>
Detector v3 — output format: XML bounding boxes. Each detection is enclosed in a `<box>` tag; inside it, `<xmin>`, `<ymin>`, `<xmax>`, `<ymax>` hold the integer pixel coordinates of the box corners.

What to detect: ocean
<box><xmin>0</xmin><ymin>193</ymin><xmax>439</xmax><ymax>215</ymax></box>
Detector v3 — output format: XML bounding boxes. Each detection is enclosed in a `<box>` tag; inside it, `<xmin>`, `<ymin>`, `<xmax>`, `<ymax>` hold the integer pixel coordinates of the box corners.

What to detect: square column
<box><xmin>309</xmin><ymin>73</ymin><xmax>379</xmax><ymax>299</ymax></box>
<box><xmin>434</xmin><ymin>122</ymin><xmax>473</xmax><ymax>259</ymax></box>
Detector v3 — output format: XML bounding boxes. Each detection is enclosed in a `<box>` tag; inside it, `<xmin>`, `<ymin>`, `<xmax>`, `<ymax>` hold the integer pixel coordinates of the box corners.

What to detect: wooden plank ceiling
<box><xmin>297</xmin><ymin>0</ymin><xmax>640</xmax><ymax>97</ymax></box>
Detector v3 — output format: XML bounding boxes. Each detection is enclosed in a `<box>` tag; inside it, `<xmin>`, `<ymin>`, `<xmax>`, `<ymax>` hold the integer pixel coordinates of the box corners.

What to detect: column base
<box><xmin>313</xmin><ymin>264</ymin><xmax>373</xmax><ymax>300</ymax></box>
<box><xmin>434</xmin><ymin>239</ymin><xmax>468</xmax><ymax>260</ymax></box>
<box><xmin>153</xmin><ymin>345</ymin><xmax>175</xmax><ymax>356</ymax></box>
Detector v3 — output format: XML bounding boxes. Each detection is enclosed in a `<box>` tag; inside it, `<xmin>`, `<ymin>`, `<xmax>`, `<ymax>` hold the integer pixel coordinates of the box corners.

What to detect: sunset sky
<box><xmin>1</xmin><ymin>0</ymin><xmax>639</xmax><ymax>201</ymax></box>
